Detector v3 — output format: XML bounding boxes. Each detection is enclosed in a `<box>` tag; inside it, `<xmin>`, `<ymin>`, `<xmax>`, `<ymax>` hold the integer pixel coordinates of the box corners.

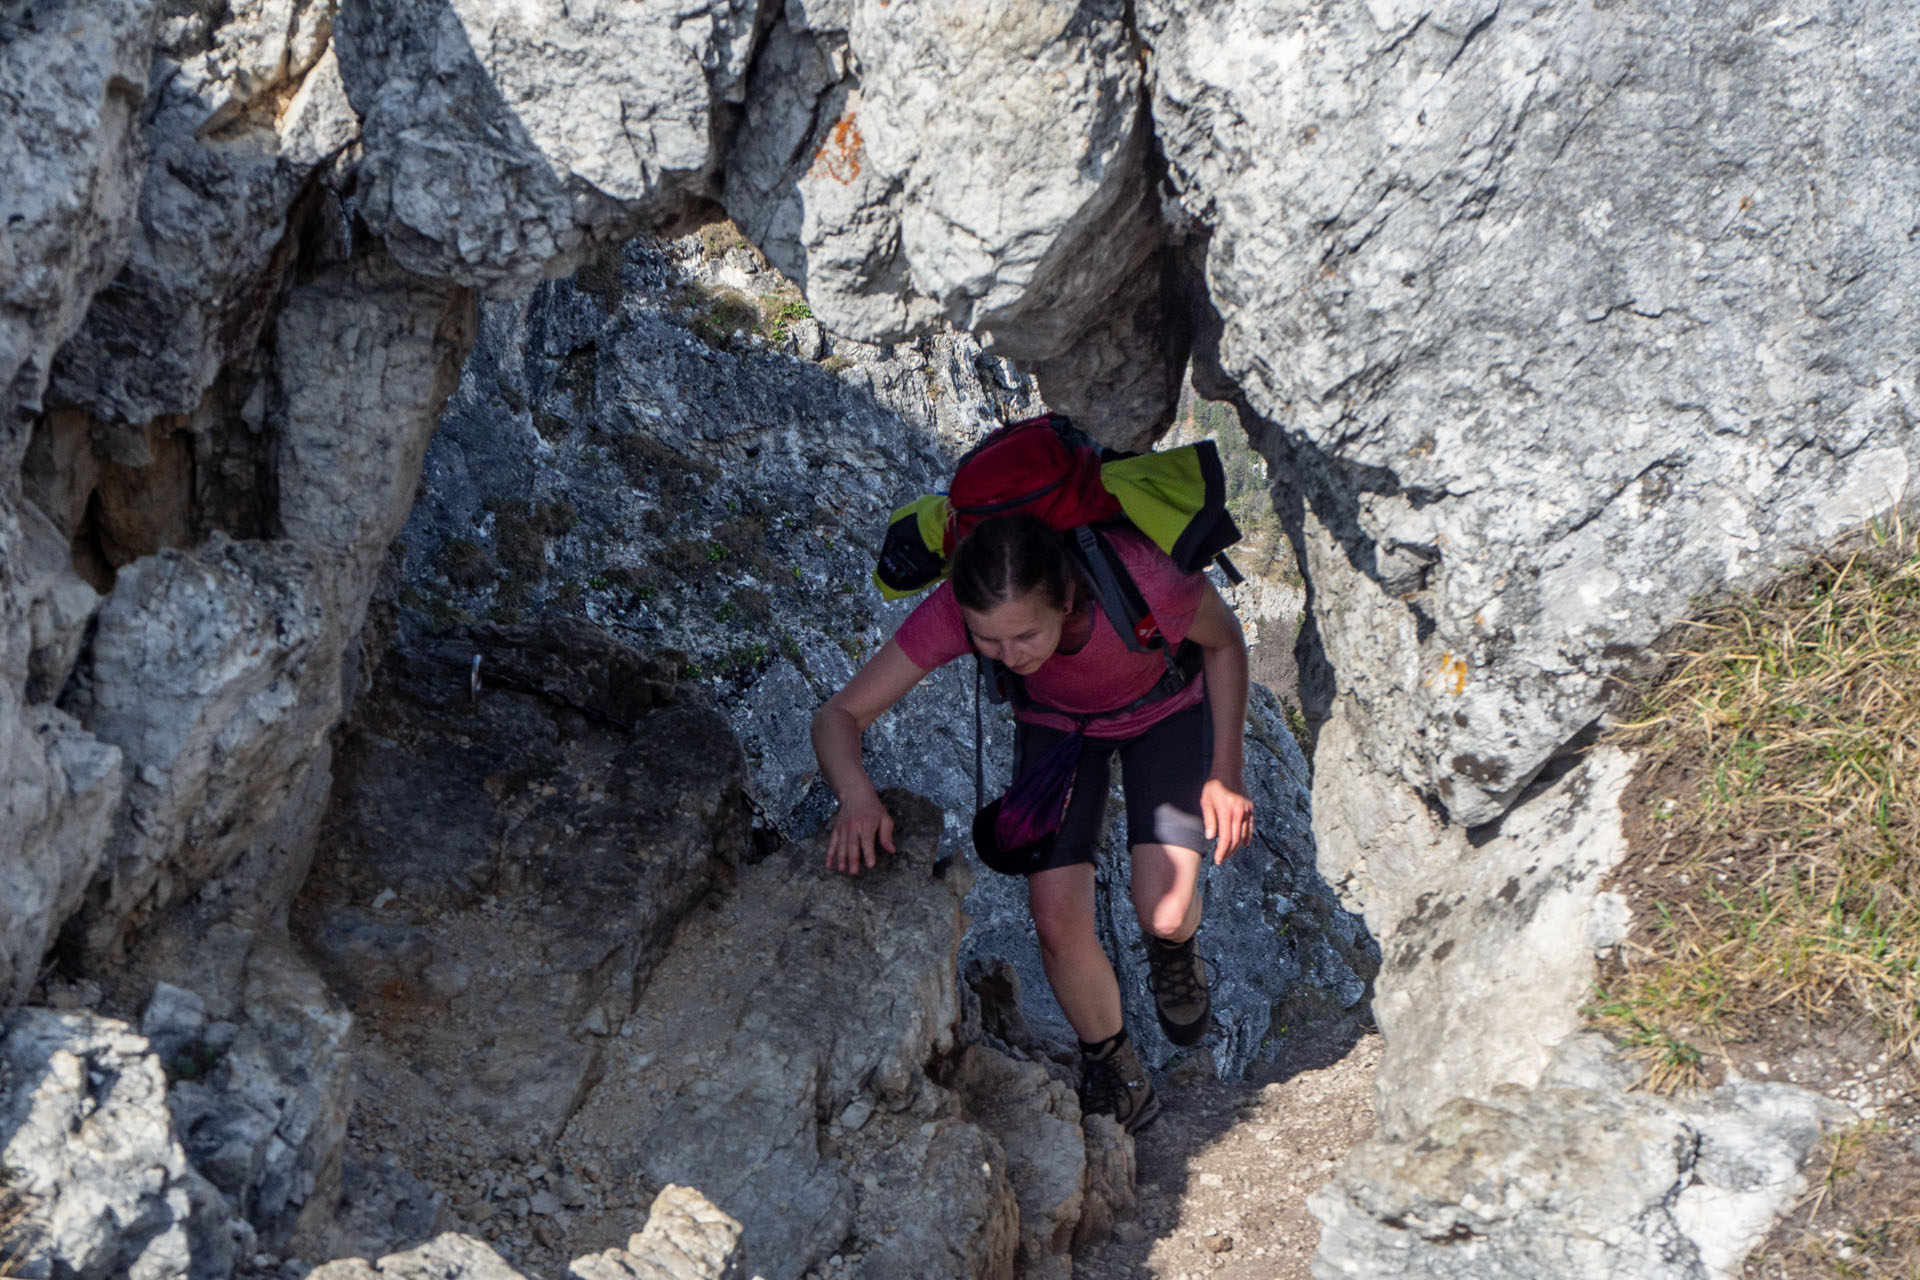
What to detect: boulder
<box><xmin>556</xmin><ymin>791</ymin><xmax>1014</xmax><ymax>1280</ymax></box>
<box><xmin>1310</xmin><ymin>1082</ymin><xmax>1850</xmax><ymax>1279</ymax></box>
<box><xmin>0</xmin><ymin>1008</ymin><xmax>242</xmax><ymax>1280</ymax></box>
<box><xmin>568</xmin><ymin>1185</ymin><xmax>744</xmax><ymax>1280</ymax></box>
<box><xmin>308</xmin><ymin>1232</ymin><xmax>527</xmax><ymax>1280</ymax></box>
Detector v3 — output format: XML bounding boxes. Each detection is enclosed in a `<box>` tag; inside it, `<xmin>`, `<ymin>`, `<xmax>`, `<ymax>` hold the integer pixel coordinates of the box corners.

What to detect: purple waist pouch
<box><xmin>971</xmin><ymin>730</ymin><xmax>1084</xmax><ymax>876</ymax></box>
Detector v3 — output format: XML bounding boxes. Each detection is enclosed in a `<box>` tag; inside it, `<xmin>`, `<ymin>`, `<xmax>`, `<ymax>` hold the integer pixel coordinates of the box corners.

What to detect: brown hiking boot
<box><xmin>1079</xmin><ymin>1032</ymin><xmax>1161</xmax><ymax>1134</ymax></box>
<box><xmin>1147</xmin><ymin>934</ymin><xmax>1211</xmax><ymax>1047</ymax></box>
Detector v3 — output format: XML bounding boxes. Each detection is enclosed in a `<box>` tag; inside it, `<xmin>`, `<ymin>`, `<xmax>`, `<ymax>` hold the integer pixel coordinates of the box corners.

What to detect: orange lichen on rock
<box><xmin>810</xmin><ymin>112</ymin><xmax>864</xmax><ymax>185</ymax></box>
<box><xmin>1432</xmin><ymin>651</ymin><xmax>1468</xmax><ymax>696</ymax></box>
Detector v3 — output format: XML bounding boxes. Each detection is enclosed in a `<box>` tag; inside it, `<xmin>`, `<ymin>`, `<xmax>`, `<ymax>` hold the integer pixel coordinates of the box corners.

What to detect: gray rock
<box><xmin>334</xmin><ymin>0</ymin><xmax>758</xmax><ymax>292</ymax></box>
<box><xmin>299</xmin><ymin>617</ymin><xmax>748</xmax><ymax>1150</ymax></box>
<box><xmin>271</xmin><ymin>245</ymin><xmax>477</xmax><ymax>633</ymax></box>
<box><xmin>557</xmin><ymin>793</ymin><xmax>1017</xmax><ymax>1280</ymax></box>
<box><xmin>0</xmin><ymin>0</ymin><xmax>156</xmax><ymax>428</ymax></box>
<box><xmin>47</xmin><ymin>0</ymin><xmax>358</xmax><ymax>427</ymax></box>
<box><xmin>308</xmin><ymin>1232</ymin><xmax>528</xmax><ymax>1280</ymax></box>
<box><xmin>1325</xmin><ymin>743</ymin><xmax>1638</xmax><ymax>1137</ymax></box>
<box><xmin>945</xmin><ymin>1046</ymin><xmax>1092</xmax><ymax>1277</ymax></box>
<box><xmin>1074</xmin><ymin>1116</ymin><xmax>1135</xmax><ymax>1251</ymax></box>
<box><xmin>1142</xmin><ymin>0</ymin><xmax>1920</xmax><ymax>827</ymax></box>
<box><xmin>1309</xmin><ymin>1082</ymin><xmax>1849</xmax><ymax>1280</ymax></box>
<box><xmin>321</xmin><ymin>1154</ymin><xmax>450</xmax><ymax>1265</ymax></box>
<box><xmin>169</xmin><ymin>936</ymin><xmax>353</xmax><ymax>1250</ymax></box>
<box><xmin>0</xmin><ymin>703</ymin><xmax>122</xmax><ymax>1005</ymax></box>
<box><xmin>568</xmin><ymin>1185</ymin><xmax>743</xmax><ymax>1280</ymax></box>
<box><xmin>65</xmin><ymin>535</ymin><xmax>334</xmax><ymax>962</ymax></box>
<box><xmin>725</xmin><ymin>0</ymin><xmax>1186</xmax><ymax>441</ymax></box>
<box><xmin>0</xmin><ymin>1007</ymin><xmax>241</xmax><ymax>1280</ymax></box>
<box><xmin>141</xmin><ymin>981</ymin><xmax>209</xmax><ymax>1065</ymax></box>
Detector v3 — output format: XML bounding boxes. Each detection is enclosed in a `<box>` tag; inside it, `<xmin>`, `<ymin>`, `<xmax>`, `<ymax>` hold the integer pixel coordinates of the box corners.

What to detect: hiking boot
<box><xmin>1079</xmin><ymin>1031</ymin><xmax>1161</xmax><ymax>1134</ymax></box>
<box><xmin>1147</xmin><ymin>934</ymin><xmax>1211</xmax><ymax>1047</ymax></box>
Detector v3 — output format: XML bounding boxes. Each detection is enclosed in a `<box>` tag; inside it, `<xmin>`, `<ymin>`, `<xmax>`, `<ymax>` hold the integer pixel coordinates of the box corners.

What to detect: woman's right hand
<box><xmin>827</xmin><ymin>790</ymin><xmax>895</xmax><ymax>875</ymax></box>
<box><xmin>813</xmin><ymin>640</ymin><xmax>929</xmax><ymax>876</ymax></box>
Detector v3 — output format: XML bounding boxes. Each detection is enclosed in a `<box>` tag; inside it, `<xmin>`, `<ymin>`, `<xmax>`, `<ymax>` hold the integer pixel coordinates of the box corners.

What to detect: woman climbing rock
<box><xmin>810</xmin><ymin>512</ymin><xmax>1255</xmax><ymax>1132</ymax></box>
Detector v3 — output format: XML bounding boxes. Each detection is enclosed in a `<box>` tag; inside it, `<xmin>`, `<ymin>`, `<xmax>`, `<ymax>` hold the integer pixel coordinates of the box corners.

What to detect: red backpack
<box><xmin>876</xmin><ymin>412</ymin><xmax>1242</xmax><ymax>657</ymax></box>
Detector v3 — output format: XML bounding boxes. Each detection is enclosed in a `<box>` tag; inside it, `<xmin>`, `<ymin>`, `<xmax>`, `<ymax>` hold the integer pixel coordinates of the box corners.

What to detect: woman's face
<box><xmin>961</xmin><ymin>590</ymin><xmax>1069</xmax><ymax>676</ymax></box>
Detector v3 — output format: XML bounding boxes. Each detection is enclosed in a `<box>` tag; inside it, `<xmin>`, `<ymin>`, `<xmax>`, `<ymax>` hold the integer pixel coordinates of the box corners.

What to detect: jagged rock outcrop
<box><xmin>1310</xmin><ymin>1081</ymin><xmax>1850</xmax><ymax>1279</ymax></box>
<box><xmin>1130</xmin><ymin>3</ymin><xmax>1920</xmax><ymax>1269</ymax></box>
<box><xmin>0</xmin><ymin>1008</ymin><xmax>244</xmax><ymax>1280</ymax></box>
<box><xmin>391</xmin><ymin>234</ymin><xmax>1371</xmax><ymax>1082</ymax></box>
<box><xmin>0</xmin><ymin>0</ymin><xmax>155</xmax><ymax>426</ymax></box>
<box><xmin>724</xmin><ymin>0</ymin><xmax>1188</xmax><ymax>444</ymax></box>
<box><xmin>306</xmin><ymin>1185</ymin><xmax>745</xmax><ymax>1280</ymax></box>
<box><xmin>44</xmin><ymin>0</ymin><xmax>351</xmax><ymax>428</ymax></box>
<box><xmin>9</xmin><ymin>0</ymin><xmax>1919</xmax><ymax>1276</ymax></box>
<box><xmin>290</xmin><ymin>603</ymin><xmax>1131</xmax><ymax>1278</ymax></box>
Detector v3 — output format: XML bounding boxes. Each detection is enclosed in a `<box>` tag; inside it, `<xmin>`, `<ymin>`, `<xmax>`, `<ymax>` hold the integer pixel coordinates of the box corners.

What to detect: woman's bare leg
<box><xmin>1129</xmin><ymin>841</ymin><xmax>1204</xmax><ymax>941</ymax></box>
<box><xmin>1027</xmin><ymin>862</ymin><xmax>1123</xmax><ymax>1042</ymax></box>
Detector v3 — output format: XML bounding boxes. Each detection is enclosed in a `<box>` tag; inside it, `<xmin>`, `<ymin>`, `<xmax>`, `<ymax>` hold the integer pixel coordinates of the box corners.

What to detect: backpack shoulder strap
<box><xmin>1067</xmin><ymin>526</ymin><xmax>1162</xmax><ymax>655</ymax></box>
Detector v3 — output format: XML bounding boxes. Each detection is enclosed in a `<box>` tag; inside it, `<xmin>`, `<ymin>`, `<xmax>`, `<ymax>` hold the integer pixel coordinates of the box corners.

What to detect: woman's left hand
<box><xmin>1200</xmin><ymin>777</ymin><xmax>1255</xmax><ymax>864</ymax></box>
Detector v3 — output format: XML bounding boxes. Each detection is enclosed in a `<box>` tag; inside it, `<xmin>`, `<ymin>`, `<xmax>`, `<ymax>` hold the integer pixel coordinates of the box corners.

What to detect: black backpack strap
<box><xmin>1068</xmin><ymin>526</ymin><xmax>1162</xmax><ymax>656</ymax></box>
<box><xmin>973</xmin><ymin>659</ymin><xmax>984</xmax><ymax>812</ymax></box>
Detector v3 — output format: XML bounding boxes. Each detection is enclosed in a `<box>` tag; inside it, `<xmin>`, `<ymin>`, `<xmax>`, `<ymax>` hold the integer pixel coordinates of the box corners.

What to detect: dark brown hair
<box><xmin>950</xmin><ymin>514</ymin><xmax>1075</xmax><ymax>612</ymax></box>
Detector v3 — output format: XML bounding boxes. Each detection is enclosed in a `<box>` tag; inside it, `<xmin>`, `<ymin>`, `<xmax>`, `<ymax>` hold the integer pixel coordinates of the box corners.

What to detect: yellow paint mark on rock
<box><xmin>1436</xmin><ymin>651</ymin><xmax>1468</xmax><ymax>696</ymax></box>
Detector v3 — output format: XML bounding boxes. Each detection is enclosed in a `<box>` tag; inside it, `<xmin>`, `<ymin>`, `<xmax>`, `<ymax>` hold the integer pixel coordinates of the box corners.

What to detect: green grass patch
<box><xmin>1593</xmin><ymin>516</ymin><xmax>1920</xmax><ymax>1086</ymax></box>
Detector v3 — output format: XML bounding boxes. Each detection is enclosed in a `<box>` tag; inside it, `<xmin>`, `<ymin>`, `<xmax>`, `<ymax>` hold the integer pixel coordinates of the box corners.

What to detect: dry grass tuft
<box><xmin>1594</xmin><ymin>512</ymin><xmax>1920</xmax><ymax>1078</ymax></box>
<box><xmin>0</xmin><ymin>1178</ymin><xmax>36</xmax><ymax>1277</ymax></box>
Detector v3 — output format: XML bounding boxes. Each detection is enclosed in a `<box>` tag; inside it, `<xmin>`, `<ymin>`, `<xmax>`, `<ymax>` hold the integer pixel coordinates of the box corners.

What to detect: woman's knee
<box><xmin>1129</xmin><ymin>843</ymin><xmax>1202</xmax><ymax>940</ymax></box>
<box><xmin>1138</xmin><ymin>894</ymin><xmax>1198</xmax><ymax>942</ymax></box>
<box><xmin>1028</xmin><ymin>867</ymin><xmax>1096</xmax><ymax>952</ymax></box>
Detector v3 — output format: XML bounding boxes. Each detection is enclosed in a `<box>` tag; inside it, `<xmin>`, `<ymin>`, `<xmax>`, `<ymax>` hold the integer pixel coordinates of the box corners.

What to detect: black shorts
<box><xmin>1010</xmin><ymin>696</ymin><xmax>1213</xmax><ymax>875</ymax></box>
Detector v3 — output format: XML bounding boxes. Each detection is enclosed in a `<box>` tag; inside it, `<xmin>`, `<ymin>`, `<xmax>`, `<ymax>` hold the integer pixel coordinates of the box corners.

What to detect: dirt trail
<box><xmin>1074</xmin><ymin>1020</ymin><xmax>1381</xmax><ymax>1280</ymax></box>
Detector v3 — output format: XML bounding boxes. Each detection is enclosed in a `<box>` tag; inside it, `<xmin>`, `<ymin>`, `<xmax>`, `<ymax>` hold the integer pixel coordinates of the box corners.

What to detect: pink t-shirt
<box><xmin>892</xmin><ymin>526</ymin><xmax>1209</xmax><ymax>737</ymax></box>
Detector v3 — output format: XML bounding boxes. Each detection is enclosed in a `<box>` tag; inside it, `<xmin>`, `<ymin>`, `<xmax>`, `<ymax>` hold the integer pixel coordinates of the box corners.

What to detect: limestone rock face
<box><xmin>297</xmin><ymin>618</ymin><xmax>747</xmax><ymax>1154</ymax></box>
<box><xmin>64</xmin><ymin>537</ymin><xmax>334</xmax><ymax>959</ymax></box>
<box><xmin>1142</xmin><ymin>0</ymin><xmax>1920</xmax><ymax>828</ymax></box>
<box><xmin>725</xmin><ymin>0</ymin><xmax>1188</xmax><ymax>443</ymax></box>
<box><xmin>45</xmin><ymin>0</ymin><xmax>357</xmax><ymax>428</ymax></box>
<box><xmin>302</xmin><ymin>622</ymin><xmax>1079</xmax><ymax>1277</ymax></box>
<box><xmin>0</xmin><ymin>1008</ymin><xmax>242</xmax><ymax>1280</ymax></box>
<box><xmin>271</xmin><ymin>246</ymin><xmax>478</xmax><ymax>631</ymax></box>
<box><xmin>0</xmin><ymin>704</ymin><xmax>122</xmax><ymax>1006</ymax></box>
<box><xmin>1325</xmin><ymin>742</ymin><xmax>1638</xmax><ymax>1137</ymax></box>
<box><xmin>1310</xmin><ymin>1082</ymin><xmax>1849</xmax><ymax>1279</ymax></box>
<box><xmin>0</xmin><ymin>0</ymin><xmax>156</xmax><ymax>429</ymax></box>
<box><xmin>1133</xmin><ymin>5</ymin><xmax>1920</xmax><ymax>1267</ymax></box>
<box><xmin>333</xmin><ymin>0</ymin><xmax>761</xmax><ymax>292</ymax></box>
